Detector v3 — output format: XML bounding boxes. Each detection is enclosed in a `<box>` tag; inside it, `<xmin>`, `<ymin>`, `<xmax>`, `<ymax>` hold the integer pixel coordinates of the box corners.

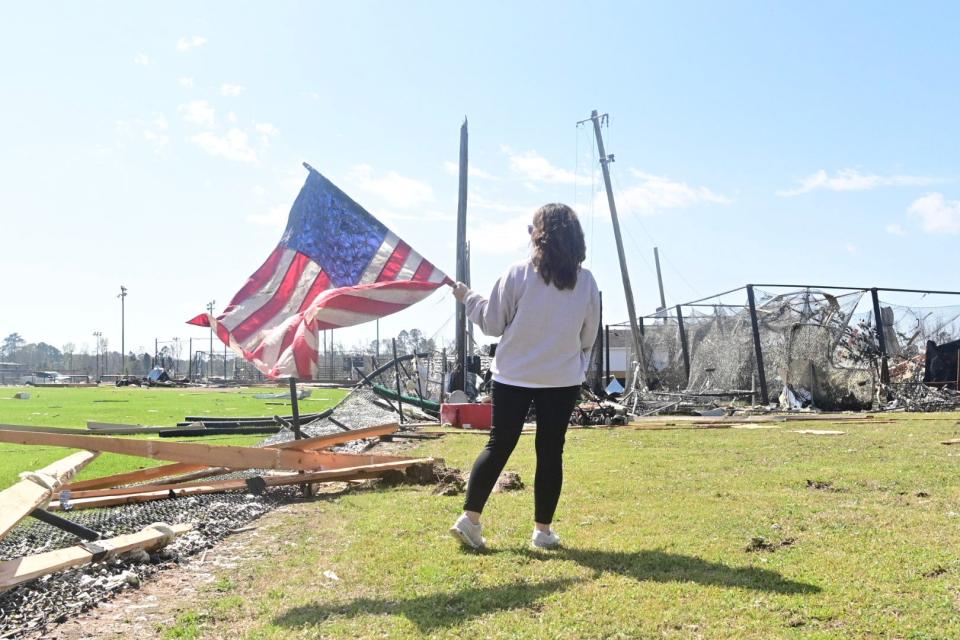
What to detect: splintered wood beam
<box><xmin>0</xmin><ymin>451</ymin><xmax>99</xmax><ymax>541</ymax></box>
<box><xmin>0</xmin><ymin>430</ymin><xmax>329</xmax><ymax>471</ymax></box>
<box><xmin>62</xmin><ymin>422</ymin><xmax>401</xmax><ymax>491</ymax></box>
<box><xmin>49</xmin><ymin>458</ymin><xmax>436</xmax><ymax>510</ymax></box>
<box><xmin>0</xmin><ymin>523</ymin><xmax>191</xmax><ymax>591</ymax></box>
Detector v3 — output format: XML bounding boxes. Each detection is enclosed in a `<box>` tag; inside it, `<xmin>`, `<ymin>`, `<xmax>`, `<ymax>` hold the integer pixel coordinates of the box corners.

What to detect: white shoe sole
<box><xmin>449</xmin><ymin>526</ymin><xmax>484</xmax><ymax>549</ymax></box>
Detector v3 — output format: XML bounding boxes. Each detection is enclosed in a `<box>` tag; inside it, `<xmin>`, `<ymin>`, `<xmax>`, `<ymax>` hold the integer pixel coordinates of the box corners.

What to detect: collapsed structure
<box><xmin>589</xmin><ymin>284</ymin><xmax>960</xmax><ymax>412</ymax></box>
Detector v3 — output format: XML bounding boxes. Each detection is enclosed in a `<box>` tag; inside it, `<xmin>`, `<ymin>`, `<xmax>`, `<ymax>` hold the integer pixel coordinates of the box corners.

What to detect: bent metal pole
<box><xmin>587</xmin><ymin>110</ymin><xmax>647</xmax><ymax>388</ymax></box>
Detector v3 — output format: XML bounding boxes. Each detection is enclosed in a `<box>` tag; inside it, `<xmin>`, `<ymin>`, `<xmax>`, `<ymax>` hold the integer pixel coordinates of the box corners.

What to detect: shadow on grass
<box><xmin>524</xmin><ymin>547</ymin><xmax>820</xmax><ymax>595</ymax></box>
<box><xmin>272</xmin><ymin>550</ymin><xmax>818</xmax><ymax>632</ymax></box>
<box><xmin>272</xmin><ymin>577</ymin><xmax>576</xmax><ymax>632</ymax></box>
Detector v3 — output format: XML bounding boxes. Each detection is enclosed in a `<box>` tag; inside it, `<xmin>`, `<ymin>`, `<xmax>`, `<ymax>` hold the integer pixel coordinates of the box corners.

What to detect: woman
<box><xmin>449</xmin><ymin>203</ymin><xmax>600</xmax><ymax>550</ymax></box>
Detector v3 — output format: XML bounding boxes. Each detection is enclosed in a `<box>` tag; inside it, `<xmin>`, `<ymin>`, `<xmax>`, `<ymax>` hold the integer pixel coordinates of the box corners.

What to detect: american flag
<box><xmin>188</xmin><ymin>163</ymin><xmax>450</xmax><ymax>378</ymax></box>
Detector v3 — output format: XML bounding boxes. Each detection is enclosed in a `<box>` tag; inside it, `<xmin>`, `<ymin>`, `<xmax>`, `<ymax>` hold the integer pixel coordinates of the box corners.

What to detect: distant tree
<box><xmin>1</xmin><ymin>333</ymin><xmax>25</xmax><ymax>362</ymax></box>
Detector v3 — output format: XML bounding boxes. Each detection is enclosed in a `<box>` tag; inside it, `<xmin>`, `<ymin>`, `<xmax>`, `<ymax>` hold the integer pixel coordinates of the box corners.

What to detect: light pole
<box><xmin>118</xmin><ymin>286</ymin><xmax>127</xmax><ymax>375</ymax></box>
<box><xmin>92</xmin><ymin>331</ymin><xmax>102</xmax><ymax>381</ymax></box>
<box><xmin>206</xmin><ymin>300</ymin><xmax>215</xmax><ymax>380</ymax></box>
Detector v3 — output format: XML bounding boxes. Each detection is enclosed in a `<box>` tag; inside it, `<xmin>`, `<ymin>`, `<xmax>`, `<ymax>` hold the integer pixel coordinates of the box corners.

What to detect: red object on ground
<box><xmin>440</xmin><ymin>403</ymin><xmax>493</xmax><ymax>429</ymax></box>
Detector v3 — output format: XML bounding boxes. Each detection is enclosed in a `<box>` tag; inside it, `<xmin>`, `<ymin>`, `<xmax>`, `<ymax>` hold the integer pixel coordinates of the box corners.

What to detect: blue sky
<box><xmin>3</xmin><ymin>2</ymin><xmax>960</xmax><ymax>357</ymax></box>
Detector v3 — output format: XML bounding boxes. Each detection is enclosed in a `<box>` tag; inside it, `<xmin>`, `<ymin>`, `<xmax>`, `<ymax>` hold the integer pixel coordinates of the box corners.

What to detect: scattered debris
<box><xmin>12</xmin><ymin>392</ymin><xmax>30</xmax><ymax>400</ymax></box>
<box><xmin>923</xmin><ymin>566</ymin><xmax>947</xmax><ymax>578</ymax></box>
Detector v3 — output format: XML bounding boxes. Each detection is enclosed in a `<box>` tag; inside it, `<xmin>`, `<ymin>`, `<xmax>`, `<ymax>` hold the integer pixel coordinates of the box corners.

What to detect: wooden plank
<box><xmin>0</xmin><ymin>424</ymin><xmax>106</xmax><ymax>436</ymax></box>
<box><xmin>0</xmin><ymin>451</ymin><xmax>99</xmax><ymax>541</ymax></box>
<box><xmin>0</xmin><ymin>429</ymin><xmax>329</xmax><ymax>471</ymax></box>
<box><xmin>0</xmin><ymin>523</ymin><xmax>191</xmax><ymax>591</ymax></box>
<box><xmin>63</xmin><ymin>422</ymin><xmax>400</xmax><ymax>491</ymax></box>
<box><xmin>61</xmin><ymin>452</ymin><xmax>421</xmax><ymax>500</ymax></box>
<box><xmin>86</xmin><ymin>421</ymin><xmax>173</xmax><ymax>435</ymax></box>
<box><xmin>50</xmin><ymin>458</ymin><xmax>435</xmax><ymax>510</ymax></box>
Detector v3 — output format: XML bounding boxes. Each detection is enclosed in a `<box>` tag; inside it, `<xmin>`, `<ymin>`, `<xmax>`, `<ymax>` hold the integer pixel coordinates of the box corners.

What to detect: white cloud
<box><xmin>600</xmin><ymin>169</ymin><xmax>730</xmax><ymax>216</ymax></box>
<box><xmin>442</xmin><ymin>161</ymin><xmax>499</xmax><ymax>180</ymax></box>
<box><xmin>247</xmin><ymin>204</ymin><xmax>287</xmax><ymax>227</ymax></box>
<box><xmin>220</xmin><ymin>83</ymin><xmax>245</xmax><ymax>97</ymax></box>
<box><xmin>176</xmin><ymin>36</ymin><xmax>207</xmax><ymax>52</ymax></box>
<box><xmin>177</xmin><ymin>100</ymin><xmax>216</xmax><ymax>128</ymax></box>
<box><xmin>190</xmin><ymin>129</ymin><xmax>257</xmax><ymax>163</ymax></box>
<box><xmin>254</xmin><ymin>122</ymin><xmax>279</xmax><ymax>146</ymax></box>
<box><xmin>501</xmin><ymin>146</ymin><xmax>576</xmax><ymax>184</ymax></box>
<box><xmin>777</xmin><ymin>169</ymin><xmax>940</xmax><ymax>197</ymax></box>
<box><xmin>845</xmin><ymin>243</ymin><xmax>859</xmax><ymax>254</ymax></box>
<box><xmin>885</xmin><ymin>223</ymin><xmax>905</xmax><ymax>236</ymax></box>
<box><xmin>178</xmin><ymin>77</ymin><xmax>195</xmax><ymax>88</ymax></box>
<box><xmin>345</xmin><ymin>165</ymin><xmax>434</xmax><ymax>209</ymax></box>
<box><xmin>133</xmin><ymin>53</ymin><xmax>150</xmax><ymax>66</ymax></box>
<box><xmin>907</xmin><ymin>193</ymin><xmax>960</xmax><ymax>234</ymax></box>
<box><xmin>142</xmin><ymin>129</ymin><xmax>169</xmax><ymax>151</ymax></box>
<box><xmin>468</xmin><ymin>214</ymin><xmax>533</xmax><ymax>254</ymax></box>
<box><xmin>252</xmin><ymin>185</ymin><xmax>266</xmax><ymax>197</ymax></box>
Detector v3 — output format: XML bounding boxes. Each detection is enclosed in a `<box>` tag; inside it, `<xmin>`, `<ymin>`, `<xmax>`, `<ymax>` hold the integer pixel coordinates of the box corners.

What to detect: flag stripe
<box><xmin>324</xmin><ymin>293</ymin><xmax>409</xmax><ymax>317</ymax></box>
<box><xmin>376</xmin><ymin>241</ymin><xmax>411</xmax><ymax>282</ymax></box>
<box><xmin>221</xmin><ymin>248</ymin><xmax>298</xmax><ymax>331</ymax></box>
<box><xmin>232</xmin><ymin>253</ymin><xmax>312</xmax><ymax>344</ymax></box>
<box><xmin>233</xmin><ymin>260</ymin><xmax>325</xmax><ymax>349</ymax></box>
<box><xmin>224</xmin><ymin>244</ymin><xmax>287</xmax><ymax>311</ymax></box>
<box><xmin>412</xmin><ymin>261</ymin><xmax>435</xmax><ymax>282</ymax></box>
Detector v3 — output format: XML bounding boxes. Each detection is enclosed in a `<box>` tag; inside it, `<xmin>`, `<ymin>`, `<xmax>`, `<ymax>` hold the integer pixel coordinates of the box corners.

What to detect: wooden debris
<box><xmin>50</xmin><ymin>458</ymin><xmax>436</xmax><ymax>510</ymax></box>
<box><xmin>0</xmin><ymin>522</ymin><xmax>191</xmax><ymax>591</ymax></box>
<box><xmin>63</xmin><ymin>422</ymin><xmax>400</xmax><ymax>491</ymax></box>
<box><xmin>0</xmin><ymin>429</ymin><xmax>331</xmax><ymax>471</ymax></box>
<box><xmin>789</xmin><ymin>429</ymin><xmax>846</xmax><ymax>435</ymax></box>
<box><xmin>941</xmin><ymin>438</ymin><xmax>960</xmax><ymax>445</ymax></box>
<box><xmin>0</xmin><ymin>451</ymin><xmax>99</xmax><ymax>541</ymax></box>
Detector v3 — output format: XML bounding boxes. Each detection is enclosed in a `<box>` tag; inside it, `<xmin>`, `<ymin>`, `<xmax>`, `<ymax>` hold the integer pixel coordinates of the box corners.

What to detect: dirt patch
<box><xmin>493</xmin><ymin>471</ymin><xmax>524</xmax><ymax>493</ymax></box>
<box><xmin>806</xmin><ymin>479</ymin><xmax>844</xmax><ymax>492</ymax></box>
<box><xmin>745</xmin><ymin>536</ymin><xmax>796</xmax><ymax>553</ymax></box>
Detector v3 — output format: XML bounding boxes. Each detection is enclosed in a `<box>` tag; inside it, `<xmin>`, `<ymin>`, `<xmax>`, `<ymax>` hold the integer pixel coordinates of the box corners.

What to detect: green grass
<box><xmin>166</xmin><ymin>414</ymin><xmax>960</xmax><ymax>639</ymax></box>
<box><xmin>0</xmin><ymin>385</ymin><xmax>347</xmax><ymax>488</ymax></box>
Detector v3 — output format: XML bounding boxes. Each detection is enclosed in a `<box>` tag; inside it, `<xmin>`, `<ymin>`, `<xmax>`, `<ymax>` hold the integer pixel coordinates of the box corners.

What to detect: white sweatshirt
<box><xmin>463</xmin><ymin>259</ymin><xmax>601</xmax><ymax>388</ymax></box>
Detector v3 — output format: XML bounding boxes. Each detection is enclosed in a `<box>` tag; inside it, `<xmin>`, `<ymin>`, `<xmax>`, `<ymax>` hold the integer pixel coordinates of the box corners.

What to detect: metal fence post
<box><xmin>392</xmin><ymin>338</ymin><xmax>405</xmax><ymax>424</ymax></box>
<box><xmin>676</xmin><ymin>305</ymin><xmax>690</xmax><ymax>387</ymax></box>
<box><xmin>746</xmin><ymin>285</ymin><xmax>769</xmax><ymax>405</ymax></box>
<box><xmin>871</xmin><ymin>287</ymin><xmax>890</xmax><ymax>385</ymax></box>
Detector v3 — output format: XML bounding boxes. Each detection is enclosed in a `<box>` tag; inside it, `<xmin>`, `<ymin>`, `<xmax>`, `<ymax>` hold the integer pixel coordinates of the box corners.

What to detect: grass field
<box><xmin>0</xmin><ymin>385</ymin><xmax>348</xmax><ymax>489</ymax></box>
<box><xmin>157</xmin><ymin>414</ymin><xmax>960</xmax><ymax>639</ymax></box>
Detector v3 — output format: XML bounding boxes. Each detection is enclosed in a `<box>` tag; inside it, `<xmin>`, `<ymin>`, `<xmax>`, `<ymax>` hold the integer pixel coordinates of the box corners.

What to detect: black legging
<box><xmin>463</xmin><ymin>381</ymin><xmax>580</xmax><ymax>524</ymax></box>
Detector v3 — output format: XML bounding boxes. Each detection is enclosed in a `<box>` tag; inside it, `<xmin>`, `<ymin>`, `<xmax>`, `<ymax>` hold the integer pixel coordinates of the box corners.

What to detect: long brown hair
<box><xmin>530</xmin><ymin>203</ymin><xmax>586</xmax><ymax>290</ymax></box>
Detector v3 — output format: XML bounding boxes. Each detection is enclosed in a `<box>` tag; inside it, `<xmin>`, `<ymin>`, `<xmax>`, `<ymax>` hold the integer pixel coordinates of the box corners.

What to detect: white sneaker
<box><xmin>449</xmin><ymin>514</ymin><xmax>486</xmax><ymax>549</ymax></box>
<box><xmin>532</xmin><ymin>528</ymin><xmax>561</xmax><ymax>549</ymax></box>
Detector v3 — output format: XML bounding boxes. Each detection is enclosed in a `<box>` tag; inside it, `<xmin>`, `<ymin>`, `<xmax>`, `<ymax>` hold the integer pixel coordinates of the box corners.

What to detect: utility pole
<box><xmin>206</xmin><ymin>300</ymin><xmax>215</xmax><ymax>380</ymax></box>
<box><xmin>582</xmin><ymin>110</ymin><xmax>646</xmax><ymax>388</ymax></box>
<box><xmin>117</xmin><ymin>286</ymin><xmax>127</xmax><ymax>375</ymax></box>
<box><xmin>93</xmin><ymin>331</ymin><xmax>101</xmax><ymax>380</ymax></box>
<box><xmin>654</xmin><ymin>247</ymin><xmax>667</xmax><ymax>320</ymax></box>
<box><xmin>454</xmin><ymin>117</ymin><xmax>469</xmax><ymax>392</ymax></box>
